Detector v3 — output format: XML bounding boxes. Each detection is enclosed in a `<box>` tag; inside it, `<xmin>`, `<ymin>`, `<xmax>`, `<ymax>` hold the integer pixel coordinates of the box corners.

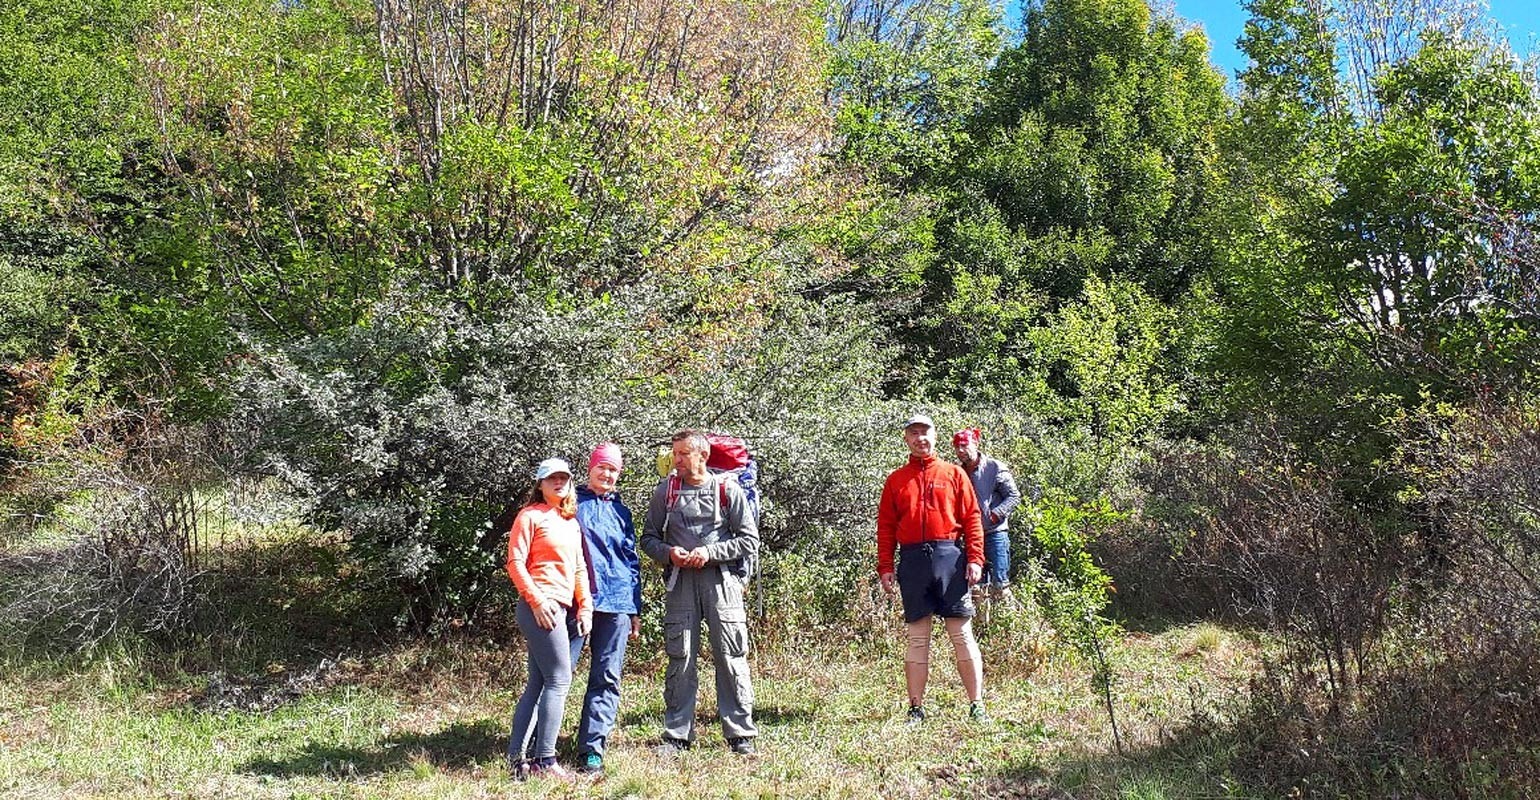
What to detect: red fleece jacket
<box><xmin>876</xmin><ymin>454</ymin><xmax>985</xmax><ymax>576</ymax></box>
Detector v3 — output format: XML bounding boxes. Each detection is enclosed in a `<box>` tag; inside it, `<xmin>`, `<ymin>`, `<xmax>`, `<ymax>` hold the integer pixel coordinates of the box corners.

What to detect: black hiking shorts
<box><xmin>896</xmin><ymin>539</ymin><xmax>975</xmax><ymax>623</ymax></box>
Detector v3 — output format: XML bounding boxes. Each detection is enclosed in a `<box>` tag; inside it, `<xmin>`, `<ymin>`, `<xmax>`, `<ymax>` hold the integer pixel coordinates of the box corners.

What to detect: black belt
<box><xmin>899</xmin><ymin>539</ymin><xmax>960</xmax><ymax>553</ymax></box>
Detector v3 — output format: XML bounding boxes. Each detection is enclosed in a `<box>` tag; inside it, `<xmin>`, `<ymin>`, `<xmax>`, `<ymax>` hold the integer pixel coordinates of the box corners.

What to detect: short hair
<box><xmin>670</xmin><ymin>429</ymin><xmax>710</xmax><ymax>455</ymax></box>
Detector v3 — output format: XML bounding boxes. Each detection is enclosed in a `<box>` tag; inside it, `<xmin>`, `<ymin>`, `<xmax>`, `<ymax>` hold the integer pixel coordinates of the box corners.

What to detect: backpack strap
<box><xmin>669</xmin><ymin>474</ymin><xmax>729</xmax><ymax>509</ymax></box>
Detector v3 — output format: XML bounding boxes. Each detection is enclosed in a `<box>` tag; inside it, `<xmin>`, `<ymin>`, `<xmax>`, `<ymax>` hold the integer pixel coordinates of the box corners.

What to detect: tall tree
<box><xmin>910</xmin><ymin>0</ymin><xmax>1230</xmax><ymax>404</ymax></box>
<box><xmin>1216</xmin><ymin>0</ymin><xmax>1540</xmax><ymax>418</ymax></box>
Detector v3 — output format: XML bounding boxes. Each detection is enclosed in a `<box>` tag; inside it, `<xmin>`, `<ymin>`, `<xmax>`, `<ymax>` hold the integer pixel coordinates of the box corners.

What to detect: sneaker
<box><xmin>508</xmin><ymin>758</ymin><xmax>529</xmax><ymax>781</ymax></box>
<box><xmin>969</xmin><ymin>701</ymin><xmax>989</xmax><ymax>722</ymax></box>
<box><xmin>727</xmin><ymin>736</ymin><xmax>755</xmax><ymax>755</ymax></box>
<box><xmin>653</xmin><ymin>736</ymin><xmax>690</xmax><ymax>758</ymax></box>
<box><xmin>905</xmin><ymin>705</ymin><xmax>925</xmax><ymax>727</ymax></box>
<box><xmin>576</xmin><ymin>752</ymin><xmax>604</xmax><ymax>774</ymax></box>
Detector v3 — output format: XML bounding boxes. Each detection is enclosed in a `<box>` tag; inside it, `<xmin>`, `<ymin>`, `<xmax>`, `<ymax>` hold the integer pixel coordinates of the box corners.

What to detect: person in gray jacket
<box><xmin>640</xmin><ymin>429</ymin><xmax>759</xmax><ymax>756</ymax></box>
<box><xmin>952</xmin><ymin>428</ymin><xmax>1029</xmax><ymax>595</ymax></box>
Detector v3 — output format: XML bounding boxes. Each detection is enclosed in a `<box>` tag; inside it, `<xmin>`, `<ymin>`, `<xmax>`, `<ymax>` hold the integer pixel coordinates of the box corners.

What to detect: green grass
<box><xmin>0</xmin><ymin>522</ymin><xmax>1262</xmax><ymax>798</ymax></box>
<box><xmin>0</xmin><ymin>619</ymin><xmax>1260</xmax><ymax>799</ymax></box>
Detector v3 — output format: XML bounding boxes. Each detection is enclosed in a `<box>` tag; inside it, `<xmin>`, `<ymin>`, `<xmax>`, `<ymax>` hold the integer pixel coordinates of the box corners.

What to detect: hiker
<box><xmin>570</xmin><ymin>443</ymin><xmax>642</xmax><ymax>775</ymax></box>
<box><xmin>877</xmin><ymin>414</ymin><xmax>988</xmax><ymax>725</ymax></box>
<box><xmin>952</xmin><ymin>428</ymin><xmax>1025</xmax><ymax>598</ymax></box>
<box><xmin>640</xmin><ymin>429</ymin><xmax>760</xmax><ymax>756</ymax></box>
<box><xmin>505</xmin><ymin>457</ymin><xmax>592</xmax><ymax>780</ymax></box>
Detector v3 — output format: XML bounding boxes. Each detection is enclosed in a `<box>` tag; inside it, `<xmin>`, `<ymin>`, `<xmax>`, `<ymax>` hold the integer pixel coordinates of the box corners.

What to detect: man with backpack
<box><xmin>640</xmin><ymin>429</ymin><xmax>760</xmax><ymax>756</ymax></box>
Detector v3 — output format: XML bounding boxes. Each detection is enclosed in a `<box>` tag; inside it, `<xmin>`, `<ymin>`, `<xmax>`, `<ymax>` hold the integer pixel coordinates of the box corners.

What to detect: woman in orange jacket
<box><xmin>506</xmin><ymin>457</ymin><xmax>593</xmax><ymax>780</ymax></box>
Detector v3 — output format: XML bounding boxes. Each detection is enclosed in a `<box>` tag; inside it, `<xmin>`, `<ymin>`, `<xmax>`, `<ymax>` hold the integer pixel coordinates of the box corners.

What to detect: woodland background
<box><xmin>2</xmin><ymin>0</ymin><xmax>1539</xmax><ymax>796</ymax></box>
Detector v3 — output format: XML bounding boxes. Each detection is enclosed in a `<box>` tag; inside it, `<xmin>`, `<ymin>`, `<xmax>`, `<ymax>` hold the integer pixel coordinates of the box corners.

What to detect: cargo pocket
<box><xmin>716</xmin><ymin>606</ymin><xmax>749</xmax><ymax>658</ymax></box>
<box><xmin>664</xmin><ymin>613</ymin><xmax>691</xmax><ymax>660</ymax></box>
<box><xmin>719</xmin><ymin>568</ymin><xmax>747</xmax><ymax>608</ymax></box>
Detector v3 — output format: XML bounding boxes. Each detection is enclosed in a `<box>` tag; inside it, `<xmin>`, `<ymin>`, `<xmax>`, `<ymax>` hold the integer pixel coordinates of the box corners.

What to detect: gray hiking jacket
<box><xmin>640</xmin><ymin>474</ymin><xmax>759</xmax><ymax>582</ymax></box>
<box><xmin>967</xmin><ymin>456</ymin><xmax>1026</xmax><ymax>535</ymax></box>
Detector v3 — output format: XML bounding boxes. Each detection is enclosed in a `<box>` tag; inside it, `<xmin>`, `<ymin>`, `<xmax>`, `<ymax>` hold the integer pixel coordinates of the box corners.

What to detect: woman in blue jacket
<box><xmin>571</xmin><ymin>442</ymin><xmax>642</xmax><ymax>774</ymax></box>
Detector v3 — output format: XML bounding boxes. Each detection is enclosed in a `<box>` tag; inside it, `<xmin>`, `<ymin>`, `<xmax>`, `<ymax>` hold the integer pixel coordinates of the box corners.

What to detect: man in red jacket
<box><xmin>877</xmin><ymin>413</ymin><xmax>988</xmax><ymax>725</ymax></box>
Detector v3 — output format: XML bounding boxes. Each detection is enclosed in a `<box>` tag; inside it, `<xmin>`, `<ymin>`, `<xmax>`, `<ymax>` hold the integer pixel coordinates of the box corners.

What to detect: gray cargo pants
<box><xmin>662</xmin><ymin>565</ymin><xmax>757</xmax><ymax>742</ymax></box>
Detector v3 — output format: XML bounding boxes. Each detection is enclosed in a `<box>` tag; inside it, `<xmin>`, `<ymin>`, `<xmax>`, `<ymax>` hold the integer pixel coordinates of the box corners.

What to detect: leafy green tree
<box><xmin>827</xmin><ymin>0</ymin><xmax>1004</xmax><ymax>184</ymax></box>
<box><xmin>164</xmin><ymin>0</ymin><xmax>863</xmax><ymax>623</ymax></box>
<box><xmin>1215</xmin><ymin>2</ymin><xmax>1540</xmax><ymax>428</ymax></box>
<box><xmin>913</xmin><ymin>0</ymin><xmax>1229</xmax><ymax>405</ymax></box>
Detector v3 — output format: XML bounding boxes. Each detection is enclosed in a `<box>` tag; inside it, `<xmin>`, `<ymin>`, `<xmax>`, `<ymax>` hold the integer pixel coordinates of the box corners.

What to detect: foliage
<box><xmin>1218</xmin><ymin>8</ymin><xmax>1540</xmax><ymax>427</ymax></box>
<box><xmin>228</xmin><ymin>286</ymin><xmax>897</xmax><ymax>626</ymax></box>
<box><xmin>1023</xmin><ymin>491</ymin><xmax>1122</xmax><ymax>688</ymax></box>
<box><xmin>827</xmin><ymin>0</ymin><xmax>1004</xmax><ymax>183</ymax></box>
<box><xmin>1218</xmin><ymin>396</ymin><xmax>1540</xmax><ymax>798</ymax></box>
<box><xmin>870</xmin><ymin>0</ymin><xmax>1230</xmax><ymax>409</ymax></box>
<box><xmin>0</xmin><ymin>424</ymin><xmax>225</xmax><ymax>652</ymax></box>
<box><xmin>2</xmin><ymin>0</ymin><xmax>1540</xmax><ymax>791</ymax></box>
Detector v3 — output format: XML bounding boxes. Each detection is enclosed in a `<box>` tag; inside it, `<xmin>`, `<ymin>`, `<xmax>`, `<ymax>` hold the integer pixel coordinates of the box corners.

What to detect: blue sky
<box><xmin>1170</xmin><ymin>0</ymin><xmax>1540</xmax><ymax>81</ymax></box>
<box><xmin>1001</xmin><ymin>1</ymin><xmax>1540</xmax><ymax>85</ymax></box>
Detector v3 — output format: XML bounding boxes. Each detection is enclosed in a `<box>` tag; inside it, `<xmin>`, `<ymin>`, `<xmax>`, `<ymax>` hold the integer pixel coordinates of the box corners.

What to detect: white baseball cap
<box><xmin>533</xmin><ymin>457</ymin><xmax>572</xmax><ymax>480</ymax></box>
<box><xmin>901</xmin><ymin>414</ymin><xmax>935</xmax><ymax>431</ymax></box>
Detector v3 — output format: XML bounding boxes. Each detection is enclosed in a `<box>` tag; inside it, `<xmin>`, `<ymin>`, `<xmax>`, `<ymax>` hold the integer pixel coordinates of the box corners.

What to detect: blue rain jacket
<box><xmin>576</xmin><ymin>485</ymin><xmax>642</xmax><ymax>615</ymax></box>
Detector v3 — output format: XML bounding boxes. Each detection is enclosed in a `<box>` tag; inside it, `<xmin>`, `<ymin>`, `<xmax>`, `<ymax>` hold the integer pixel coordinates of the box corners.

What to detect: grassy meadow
<box><xmin>0</xmin><ymin>532</ymin><xmax>1257</xmax><ymax>799</ymax></box>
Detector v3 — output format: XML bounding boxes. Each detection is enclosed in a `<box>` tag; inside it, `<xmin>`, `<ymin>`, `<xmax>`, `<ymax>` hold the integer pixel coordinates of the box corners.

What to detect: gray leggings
<box><xmin>507</xmin><ymin>599</ymin><xmax>581</xmax><ymax>761</ymax></box>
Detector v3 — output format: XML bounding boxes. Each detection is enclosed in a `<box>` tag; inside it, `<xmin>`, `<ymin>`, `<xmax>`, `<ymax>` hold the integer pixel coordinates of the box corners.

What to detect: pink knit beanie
<box><xmin>589</xmin><ymin>442</ymin><xmax>623</xmax><ymax>471</ymax></box>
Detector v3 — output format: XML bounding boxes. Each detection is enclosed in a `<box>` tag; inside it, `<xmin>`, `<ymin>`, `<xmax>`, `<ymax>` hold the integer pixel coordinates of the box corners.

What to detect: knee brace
<box><xmin>905</xmin><ymin>622</ymin><xmax>931</xmax><ymax>667</ymax></box>
<box><xmin>947</xmin><ymin>621</ymin><xmax>980</xmax><ymax>666</ymax></box>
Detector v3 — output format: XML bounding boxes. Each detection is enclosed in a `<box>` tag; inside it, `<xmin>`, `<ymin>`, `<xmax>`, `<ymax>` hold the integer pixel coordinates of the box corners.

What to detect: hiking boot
<box><xmin>653</xmin><ymin>736</ymin><xmax>690</xmax><ymax>758</ymax></box>
<box><xmin>905</xmin><ymin>705</ymin><xmax>926</xmax><ymax>727</ymax></box>
<box><xmin>576</xmin><ymin>752</ymin><xmax>604</xmax><ymax>774</ymax></box>
<box><xmin>727</xmin><ymin>736</ymin><xmax>755</xmax><ymax>755</ymax></box>
<box><xmin>969</xmin><ymin>701</ymin><xmax>990</xmax><ymax>723</ymax></box>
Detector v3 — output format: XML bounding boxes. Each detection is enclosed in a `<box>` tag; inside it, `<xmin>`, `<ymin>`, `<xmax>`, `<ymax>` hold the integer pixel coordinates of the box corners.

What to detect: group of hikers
<box><xmin>501</xmin><ymin>415</ymin><xmax>1025</xmax><ymax>780</ymax></box>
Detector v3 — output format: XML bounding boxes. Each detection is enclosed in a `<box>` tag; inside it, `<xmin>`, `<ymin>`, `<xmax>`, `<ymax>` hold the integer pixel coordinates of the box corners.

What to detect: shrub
<box><xmin>0</xmin><ymin>460</ymin><xmax>214</xmax><ymax>653</ymax></box>
<box><xmin>227</xmin><ymin>289</ymin><xmax>901</xmax><ymax>629</ymax></box>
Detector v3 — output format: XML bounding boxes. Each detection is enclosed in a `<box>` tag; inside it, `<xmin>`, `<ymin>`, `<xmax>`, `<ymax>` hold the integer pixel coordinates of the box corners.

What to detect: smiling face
<box><xmin>903</xmin><ymin>423</ymin><xmax>936</xmax><ymax>459</ymax></box>
<box><xmin>588</xmin><ymin>461</ymin><xmax>620</xmax><ymax>494</ymax></box>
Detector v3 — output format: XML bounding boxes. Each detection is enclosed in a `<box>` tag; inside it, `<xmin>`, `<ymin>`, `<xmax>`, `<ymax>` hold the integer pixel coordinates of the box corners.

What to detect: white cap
<box><xmin>533</xmin><ymin>457</ymin><xmax>572</xmax><ymax>480</ymax></box>
<box><xmin>901</xmin><ymin>413</ymin><xmax>935</xmax><ymax>431</ymax></box>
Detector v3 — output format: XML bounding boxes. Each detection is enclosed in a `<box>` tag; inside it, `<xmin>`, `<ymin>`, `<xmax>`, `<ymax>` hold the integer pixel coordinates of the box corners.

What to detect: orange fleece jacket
<box><xmin>506</xmin><ymin>503</ymin><xmax>592</xmax><ymax>620</ymax></box>
<box><xmin>876</xmin><ymin>454</ymin><xmax>985</xmax><ymax>576</ymax></box>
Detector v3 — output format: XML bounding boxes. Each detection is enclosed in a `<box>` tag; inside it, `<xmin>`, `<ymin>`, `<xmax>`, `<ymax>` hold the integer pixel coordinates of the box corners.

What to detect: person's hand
<box><xmin>989</xmin><ymin>511</ymin><xmax>1001</xmax><ymax>524</ymax></box>
<box><xmin>685</xmin><ymin>548</ymin><xmax>709</xmax><ymax>568</ymax></box>
<box><xmin>629</xmin><ymin>616</ymin><xmax>641</xmax><ymax>640</ymax></box>
<box><xmin>533</xmin><ymin>599</ymin><xmax>560</xmax><ymax>630</ymax></box>
<box><xmin>577</xmin><ymin>614</ymin><xmax>592</xmax><ymax>637</ymax></box>
<box><xmin>966</xmin><ymin>563</ymin><xmax>983</xmax><ymax>586</ymax></box>
<box><xmin>880</xmin><ymin>572</ymin><xmax>897</xmax><ymax>595</ymax></box>
<box><xmin>669</xmin><ymin>547</ymin><xmax>693</xmax><ymax>567</ymax></box>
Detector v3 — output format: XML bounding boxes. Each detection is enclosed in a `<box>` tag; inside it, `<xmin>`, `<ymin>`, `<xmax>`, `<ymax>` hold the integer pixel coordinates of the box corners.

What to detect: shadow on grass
<box><xmin>243</xmin><ymin>718</ymin><xmax>506</xmax><ymax>777</ymax></box>
<box><xmin>1102</xmin><ymin>605</ymin><xmax>1236</xmax><ymax>636</ymax></box>
<box><xmin>181</xmin><ymin>536</ymin><xmax>406</xmax><ymax>667</ymax></box>
<box><xmin>985</xmin><ymin>711</ymin><xmax>1251</xmax><ymax>799</ymax></box>
<box><xmin>750</xmin><ymin>704</ymin><xmax>817</xmax><ymax>725</ymax></box>
<box><xmin>616</xmin><ymin>703</ymin><xmax>816</xmax><ymax>730</ymax></box>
